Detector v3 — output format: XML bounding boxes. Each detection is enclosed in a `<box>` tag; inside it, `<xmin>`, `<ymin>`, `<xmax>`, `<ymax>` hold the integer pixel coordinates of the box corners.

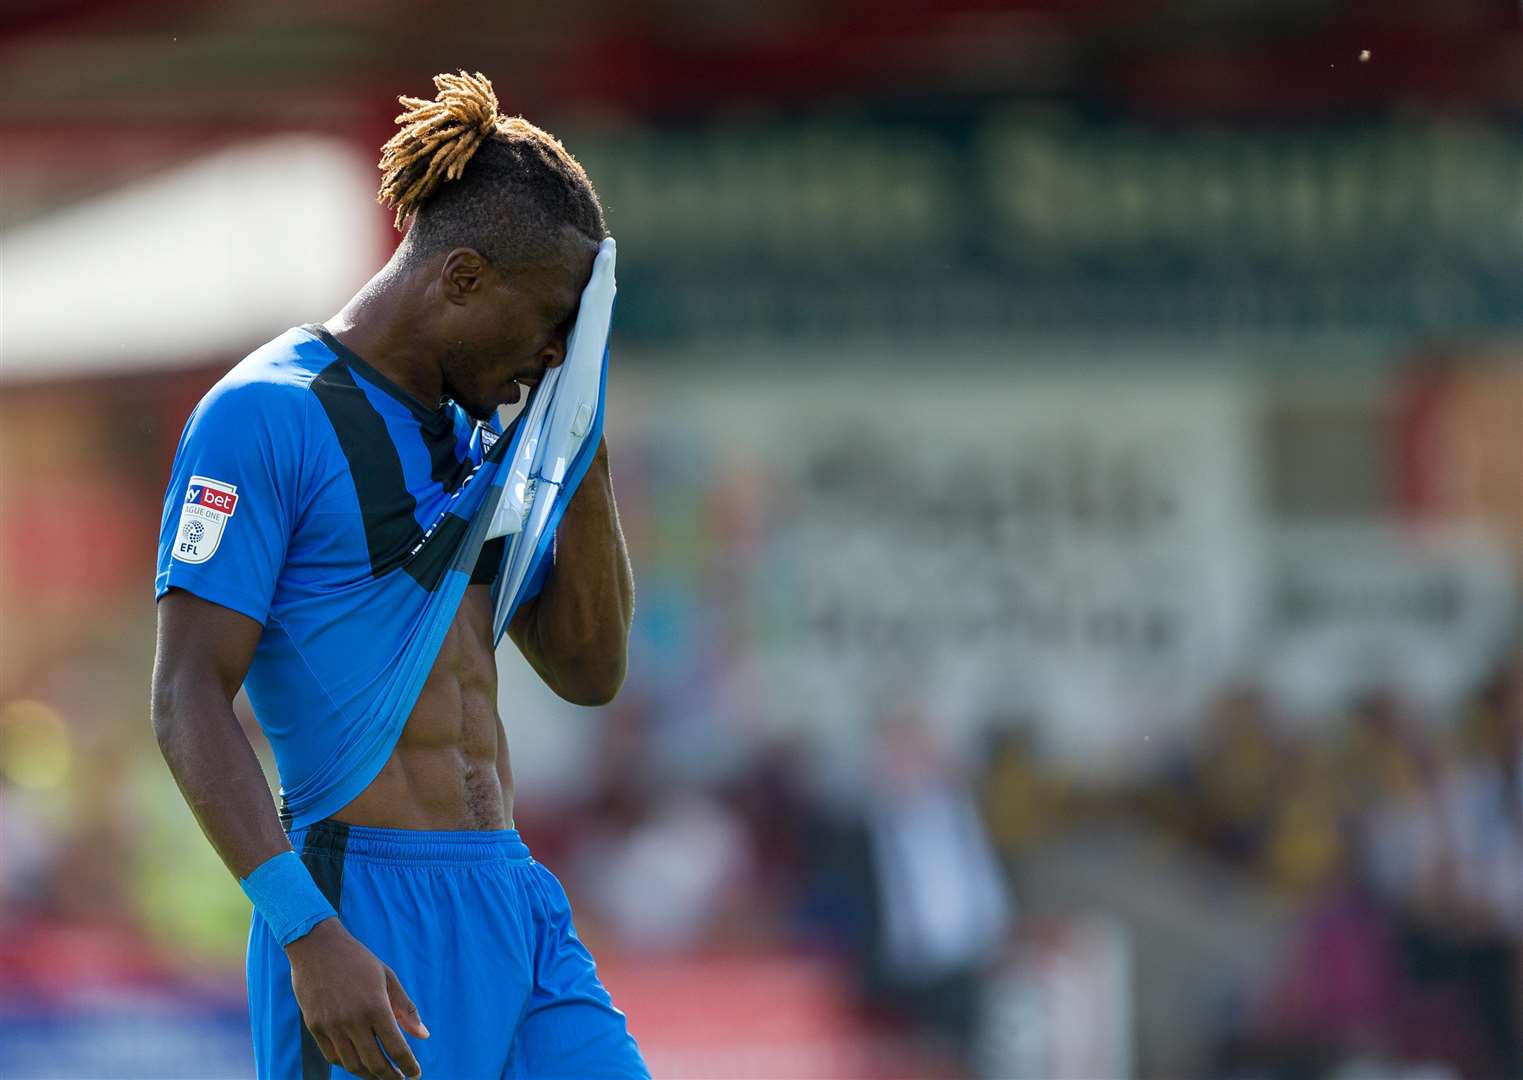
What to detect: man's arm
<box><xmin>508</xmin><ymin>438</ymin><xmax>634</xmax><ymax>706</ymax></box>
<box><xmin>152</xmin><ymin>590</ymin><xmax>427</xmax><ymax>1080</ymax></box>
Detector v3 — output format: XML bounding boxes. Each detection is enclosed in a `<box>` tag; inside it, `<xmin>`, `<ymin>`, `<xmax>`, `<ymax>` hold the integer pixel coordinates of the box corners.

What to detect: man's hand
<box><xmin>287</xmin><ymin>918</ymin><xmax>429</xmax><ymax>1079</ymax></box>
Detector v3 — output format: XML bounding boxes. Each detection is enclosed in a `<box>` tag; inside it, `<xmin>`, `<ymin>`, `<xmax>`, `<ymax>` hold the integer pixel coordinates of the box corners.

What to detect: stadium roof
<box><xmin>1</xmin><ymin>134</ymin><xmax>381</xmax><ymax>381</ymax></box>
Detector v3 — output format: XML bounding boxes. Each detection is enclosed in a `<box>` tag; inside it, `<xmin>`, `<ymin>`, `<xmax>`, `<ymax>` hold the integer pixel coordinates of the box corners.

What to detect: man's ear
<box><xmin>440</xmin><ymin>248</ymin><xmax>490</xmax><ymax>304</ymax></box>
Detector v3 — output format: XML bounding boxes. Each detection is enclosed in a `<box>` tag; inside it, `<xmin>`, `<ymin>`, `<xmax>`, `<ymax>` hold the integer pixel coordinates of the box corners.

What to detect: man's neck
<box><xmin>324</xmin><ymin>258</ymin><xmax>442</xmax><ymax>409</ymax></box>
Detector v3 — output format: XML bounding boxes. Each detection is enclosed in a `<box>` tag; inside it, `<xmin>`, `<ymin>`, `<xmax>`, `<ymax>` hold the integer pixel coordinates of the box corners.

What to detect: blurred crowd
<box><xmin>12</xmin><ymin>631</ymin><xmax>1519</xmax><ymax>1078</ymax></box>
<box><xmin>0</xmin><ymin>563</ymin><xmax>1516</xmax><ymax>1078</ymax></box>
<box><xmin>531</xmin><ymin>648</ymin><xmax>1523</xmax><ymax>1078</ymax></box>
<box><xmin>1185</xmin><ymin>656</ymin><xmax>1523</xmax><ymax>1080</ymax></box>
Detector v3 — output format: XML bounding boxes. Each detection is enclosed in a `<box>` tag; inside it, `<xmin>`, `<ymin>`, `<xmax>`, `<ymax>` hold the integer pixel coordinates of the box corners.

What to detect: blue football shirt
<box><xmin>155</xmin><ymin>325</ymin><xmax>539</xmax><ymax>828</ymax></box>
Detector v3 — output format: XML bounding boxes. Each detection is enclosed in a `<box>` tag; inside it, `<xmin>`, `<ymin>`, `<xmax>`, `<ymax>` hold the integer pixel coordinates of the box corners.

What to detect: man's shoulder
<box><xmin>197</xmin><ymin>327</ymin><xmax>335</xmax><ymax>423</ymax></box>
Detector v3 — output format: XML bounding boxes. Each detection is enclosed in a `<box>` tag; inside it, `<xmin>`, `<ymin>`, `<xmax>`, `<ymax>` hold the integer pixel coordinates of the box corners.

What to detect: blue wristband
<box><xmin>239</xmin><ymin>850</ymin><xmax>336</xmax><ymax>947</ymax></box>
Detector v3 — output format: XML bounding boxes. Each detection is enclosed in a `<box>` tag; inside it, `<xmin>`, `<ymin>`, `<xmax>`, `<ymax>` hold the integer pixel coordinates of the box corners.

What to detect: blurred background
<box><xmin>1</xmin><ymin>1</ymin><xmax>1521</xmax><ymax>1077</ymax></box>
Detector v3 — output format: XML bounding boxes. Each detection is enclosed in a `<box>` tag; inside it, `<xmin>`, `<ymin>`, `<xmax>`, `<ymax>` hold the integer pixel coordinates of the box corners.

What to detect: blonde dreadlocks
<box><xmin>377</xmin><ymin>70</ymin><xmax>606</xmax><ymax>272</ymax></box>
<box><xmin>379</xmin><ymin>71</ymin><xmax>501</xmax><ymax>230</ymax></box>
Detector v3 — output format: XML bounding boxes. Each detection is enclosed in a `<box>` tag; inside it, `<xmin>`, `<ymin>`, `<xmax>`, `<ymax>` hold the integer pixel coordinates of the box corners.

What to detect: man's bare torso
<box><xmin>331</xmin><ymin>585</ymin><xmax>514</xmax><ymax>830</ymax></box>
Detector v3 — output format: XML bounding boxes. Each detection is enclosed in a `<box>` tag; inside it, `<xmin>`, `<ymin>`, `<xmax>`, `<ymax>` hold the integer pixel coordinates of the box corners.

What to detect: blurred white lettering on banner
<box><xmin>1263</xmin><ymin>522</ymin><xmax>1517</xmax><ymax>718</ymax></box>
<box><xmin>614</xmin><ymin>369</ymin><xmax>1265</xmax><ymax>779</ymax></box>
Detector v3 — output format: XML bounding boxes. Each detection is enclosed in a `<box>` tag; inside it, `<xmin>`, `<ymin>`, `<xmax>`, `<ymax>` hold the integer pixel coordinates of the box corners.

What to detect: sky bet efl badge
<box><xmin>175</xmin><ymin>476</ymin><xmax>238</xmax><ymax>563</ymax></box>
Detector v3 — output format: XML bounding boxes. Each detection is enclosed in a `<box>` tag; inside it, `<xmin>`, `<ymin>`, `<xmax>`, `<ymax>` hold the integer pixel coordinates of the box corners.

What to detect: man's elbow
<box><xmin>554</xmin><ymin>650</ymin><xmax>626</xmax><ymax>707</ymax></box>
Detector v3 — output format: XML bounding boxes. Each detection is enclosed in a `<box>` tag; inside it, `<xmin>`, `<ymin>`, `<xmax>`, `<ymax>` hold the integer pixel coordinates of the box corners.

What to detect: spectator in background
<box><xmin>724</xmin><ymin>733</ymin><xmax>831</xmax><ymax>934</ymax></box>
<box><xmin>1366</xmin><ymin>660</ymin><xmax>1523</xmax><ymax>1078</ymax></box>
<box><xmin>979</xmin><ymin>722</ymin><xmax>1069</xmax><ymax>864</ymax></box>
<box><xmin>1187</xmin><ymin>686</ymin><xmax>1288</xmax><ymax>870</ymax></box>
<box><xmin>567</xmin><ymin>699</ymin><xmax>758</xmax><ymax>952</ymax></box>
<box><xmin>575</xmin><ymin>790</ymin><xmax>755</xmax><ymax>951</ymax></box>
<box><xmin>834</xmin><ymin>709</ymin><xmax>1013</xmax><ymax>1074</ymax></box>
<box><xmin>1243</xmin><ymin>820</ymin><xmax>1408</xmax><ymax>1079</ymax></box>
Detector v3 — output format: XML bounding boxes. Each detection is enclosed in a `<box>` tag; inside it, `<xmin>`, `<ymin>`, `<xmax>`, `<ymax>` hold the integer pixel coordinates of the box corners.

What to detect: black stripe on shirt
<box><xmin>310</xmin><ymin>358</ymin><xmax>425</xmax><ymax>578</ymax></box>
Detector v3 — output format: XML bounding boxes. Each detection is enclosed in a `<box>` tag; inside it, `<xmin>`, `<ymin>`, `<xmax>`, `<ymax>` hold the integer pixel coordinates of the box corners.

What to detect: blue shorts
<box><xmin>247</xmin><ymin>821</ymin><xmax>648</xmax><ymax>1080</ymax></box>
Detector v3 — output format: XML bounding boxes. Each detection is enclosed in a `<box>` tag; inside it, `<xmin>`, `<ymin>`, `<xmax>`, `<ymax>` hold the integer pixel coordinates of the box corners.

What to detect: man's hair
<box><xmin>377</xmin><ymin>70</ymin><xmax>606</xmax><ymax>272</ymax></box>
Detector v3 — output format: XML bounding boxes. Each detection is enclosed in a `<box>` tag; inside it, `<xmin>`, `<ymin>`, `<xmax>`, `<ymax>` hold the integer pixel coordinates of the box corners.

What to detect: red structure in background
<box><xmin>596</xmin><ymin>950</ymin><xmax>963</xmax><ymax>1080</ymax></box>
<box><xmin>1392</xmin><ymin>353</ymin><xmax>1523</xmax><ymax>578</ymax></box>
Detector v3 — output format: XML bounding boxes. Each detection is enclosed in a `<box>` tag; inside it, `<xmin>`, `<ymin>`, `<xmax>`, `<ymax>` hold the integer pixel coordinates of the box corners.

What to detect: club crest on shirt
<box><xmin>174</xmin><ymin>475</ymin><xmax>238</xmax><ymax>563</ymax></box>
